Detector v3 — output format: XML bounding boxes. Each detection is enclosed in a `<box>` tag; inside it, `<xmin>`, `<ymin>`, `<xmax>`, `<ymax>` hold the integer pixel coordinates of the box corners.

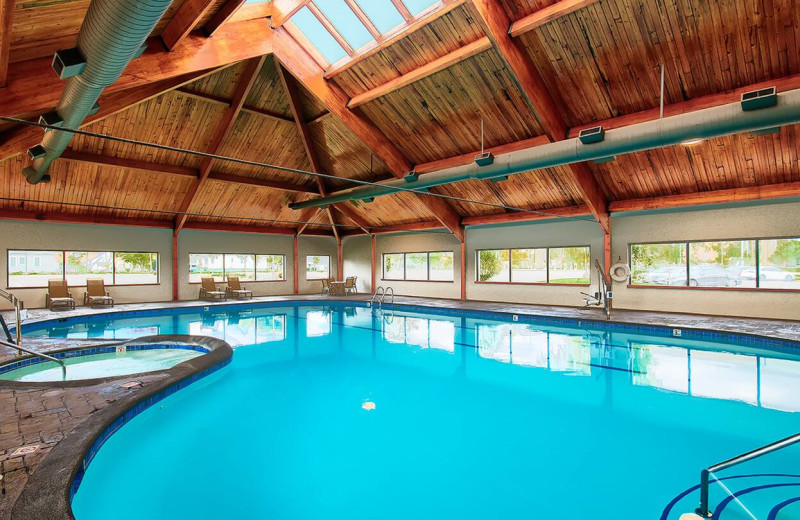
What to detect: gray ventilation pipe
<box><xmin>289</xmin><ymin>87</ymin><xmax>800</xmax><ymax>210</ymax></box>
<box><xmin>22</xmin><ymin>0</ymin><xmax>173</xmax><ymax>184</ymax></box>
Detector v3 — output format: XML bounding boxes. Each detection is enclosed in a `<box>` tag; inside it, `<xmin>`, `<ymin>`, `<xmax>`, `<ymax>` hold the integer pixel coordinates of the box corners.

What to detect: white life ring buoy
<box><xmin>609</xmin><ymin>262</ymin><xmax>630</xmax><ymax>283</ymax></box>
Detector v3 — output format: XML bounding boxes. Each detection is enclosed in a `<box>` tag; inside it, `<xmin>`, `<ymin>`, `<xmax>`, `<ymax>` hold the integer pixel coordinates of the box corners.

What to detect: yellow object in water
<box><xmin>362</xmin><ymin>401</ymin><xmax>376</xmax><ymax>411</ymax></box>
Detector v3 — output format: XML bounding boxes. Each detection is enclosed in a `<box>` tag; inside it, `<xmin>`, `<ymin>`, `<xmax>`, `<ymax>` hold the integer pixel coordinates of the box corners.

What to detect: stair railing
<box><xmin>0</xmin><ymin>288</ymin><xmax>23</xmax><ymax>346</ymax></box>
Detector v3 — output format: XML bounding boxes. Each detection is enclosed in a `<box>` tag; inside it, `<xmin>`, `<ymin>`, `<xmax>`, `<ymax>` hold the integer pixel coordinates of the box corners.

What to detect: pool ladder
<box><xmin>370</xmin><ymin>286</ymin><xmax>394</xmax><ymax>308</ymax></box>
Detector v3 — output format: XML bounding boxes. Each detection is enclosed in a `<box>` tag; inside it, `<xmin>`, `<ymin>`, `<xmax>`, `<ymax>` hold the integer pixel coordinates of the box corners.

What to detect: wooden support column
<box><xmin>460</xmin><ymin>238</ymin><xmax>467</xmax><ymax>300</ymax></box>
<box><xmin>172</xmin><ymin>234</ymin><xmax>179</xmax><ymax>301</ymax></box>
<box><xmin>603</xmin><ymin>226</ymin><xmax>613</xmax><ymax>309</ymax></box>
<box><xmin>293</xmin><ymin>234</ymin><xmax>299</xmax><ymax>294</ymax></box>
<box><xmin>337</xmin><ymin>239</ymin><xmax>343</xmax><ymax>279</ymax></box>
<box><xmin>371</xmin><ymin>234</ymin><xmax>376</xmax><ymax>293</ymax></box>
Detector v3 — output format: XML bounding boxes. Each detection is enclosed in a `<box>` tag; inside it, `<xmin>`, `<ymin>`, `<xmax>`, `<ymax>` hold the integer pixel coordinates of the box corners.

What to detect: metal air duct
<box><xmin>289</xmin><ymin>87</ymin><xmax>800</xmax><ymax>210</ymax></box>
<box><xmin>22</xmin><ymin>0</ymin><xmax>173</xmax><ymax>184</ymax></box>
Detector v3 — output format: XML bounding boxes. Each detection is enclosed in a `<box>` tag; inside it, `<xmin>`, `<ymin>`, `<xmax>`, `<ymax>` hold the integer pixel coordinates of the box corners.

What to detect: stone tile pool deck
<box><xmin>0</xmin><ymin>294</ymin><xmax>799</xmax><ymax>518</ymax></box>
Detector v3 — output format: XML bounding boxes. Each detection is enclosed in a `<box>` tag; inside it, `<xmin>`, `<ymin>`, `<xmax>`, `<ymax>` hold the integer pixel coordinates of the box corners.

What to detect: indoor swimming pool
<box><xmin>23</xmin><ymin>302</ymin><xmax>800</xmax><ymax>520</ymax></box>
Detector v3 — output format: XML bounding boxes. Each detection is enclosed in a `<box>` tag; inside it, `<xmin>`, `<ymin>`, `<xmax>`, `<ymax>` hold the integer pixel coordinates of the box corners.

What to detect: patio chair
<box><xmin>226</xmin><ymin>276</ymin><xmax>253</xmax><ymax>300</ymax></box>
<box><xmin>84</xmin><ymin>278</ymin><xmax>114</xmax><ymax>307</ymax></box>
<box><xmin>200</xmin><ymin>277</ymin><xmax>227</xmax><ymax>301</ymax></box>
<box><xmin>344</xmin><ymin>276</ymin><xmax>357</xmax><ymax>295</ymax></box>
<box><xmin>321</xmin><ymin>278</ymin><xmax>331</xmax><ymax>295</ymax></box>
<box><xmin>46</xmin><ymin>279</ymin><xmax>76</xmax><ymax>310</ymax></box>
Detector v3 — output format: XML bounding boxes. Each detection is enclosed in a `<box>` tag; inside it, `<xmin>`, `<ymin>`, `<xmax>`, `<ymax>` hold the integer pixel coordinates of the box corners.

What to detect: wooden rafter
<box><xmin>296</xmin><ymin>207</ymin><xmax>322</xmax><ymax>235</ymax></box>
<box><xmin>332</xmin><ymin>203</ymin><xmax>371</xmax><ymax>234</ymax></box>
<box><xmin>174</xmin><ymin>56</ymin><xmax>266</xmax><ymax>235</ymax></box>
<box><xmin>0</xmin><ymin>68</ymin><xmax>222</xmax><ymax>160</ymax></box>
<box><xmin>391</xmin><ymin>0</ymin><xmax>413</xmax><ymax>21</ymax></box>
<box><xmin>274</xmin><ymin>27</ymin><xmax>465</xmax><ymax>242</ymax></box>
<box><xmin>203</xmin><ymin>0</ymin><xmax>248</xmax><ymax>36</ymax></box>
<box><xmin>271</xmin><ymin>0</ymin><xmax>311</xmax><ymax>29</ymax></box>
<box><xmin>509</xmin><ymin>0</ymin><xmax>601</xmax><ymax>37</ymax></box>
<box><xmin>0</xmin><ymin>18</ymin><xmax>272</xmax><ymax>119</ymax></box>
<box><xmin>467</xmin><ymin>0</ymin><xmax>609</xmax><ymax>233</ymax></box>
<box><xmin>0</xmin><ymin>0</ymin><xmax>14</xmax><ymax>88</ymax></box>
<box><xmin>347</xmin><ymin>36</ymin><xmax>492</xmax><ymax>108</ymax></box>
<box><xmin>324</xmin><ymin>0</ymin><xmax>465</xmax><ymax>77</ymax></box>
<box><xmin>161</xmin><ymin>0</ymin><xmax>218</xmax><ymax>50</ymax></box>
<box><xmin>175</xmin><ymin>87</ymin><xmax>295</xmax><ymax>124</ymax></box>
<box><xmin>276</xmin><ymin>59</ymin><xmax>340</xmax><ymax>240</ymax></box>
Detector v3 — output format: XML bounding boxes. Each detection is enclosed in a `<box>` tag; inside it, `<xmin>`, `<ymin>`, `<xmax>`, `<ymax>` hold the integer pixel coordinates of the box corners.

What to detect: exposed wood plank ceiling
<box><xmin>0</xmin><ymin>0</ymin><xmax>798</xmax><ymax>236</ymax></box>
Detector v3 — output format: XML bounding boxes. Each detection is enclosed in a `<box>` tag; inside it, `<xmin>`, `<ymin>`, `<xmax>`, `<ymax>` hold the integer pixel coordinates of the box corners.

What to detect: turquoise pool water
<box><xmin>25</xmin><ymin>303</ymin><xmax>800</xmax><ymax>519</ymax></box>
<box><xmin>0</xmin><ymin>349</ymin><xmax>203</xmax><ymax>382</ymax></box>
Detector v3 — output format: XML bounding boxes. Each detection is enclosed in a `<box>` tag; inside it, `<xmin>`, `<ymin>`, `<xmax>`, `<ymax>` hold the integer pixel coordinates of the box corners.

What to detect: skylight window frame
<box><xmin>280</xmin><ymin>0</ymin><xmax>452</xmax><ymax>74</ymax></box>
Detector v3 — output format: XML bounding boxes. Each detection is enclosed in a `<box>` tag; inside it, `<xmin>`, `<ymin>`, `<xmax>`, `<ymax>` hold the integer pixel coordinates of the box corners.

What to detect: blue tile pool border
<box><xmin>13</xmin><ymin>299</ymin><xmax>800</xmax><ymax>357</ymax></box>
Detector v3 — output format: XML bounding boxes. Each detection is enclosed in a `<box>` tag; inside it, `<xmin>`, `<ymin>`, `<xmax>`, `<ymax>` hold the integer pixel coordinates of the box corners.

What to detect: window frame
<box><xmin>188</xmin><ymin>252</ymin><xmax>287</xmax><ymax>284</ymax></box>
<box><xmin>381</xmin><ymin>251</ymin><xmax>455</xmax><ymax>282</ymax></box>
<box><xmin>305</xmin><ymin>254</ymin><xmax>332</xmax><ymax>281</ymax></box>
<box><xmin>6</xmin><ymin>249</ymin><xmax>161</xmax><ymax>289</ymax></box>
<box><xmin>475</xmin><ymin>246</ymin><xmax>592</xmax><ymax>286</ymax></box>
<box><xmin>628</xmin><ymin>235</ymin><xmax>800</xmax><ymax>292</ymax></box>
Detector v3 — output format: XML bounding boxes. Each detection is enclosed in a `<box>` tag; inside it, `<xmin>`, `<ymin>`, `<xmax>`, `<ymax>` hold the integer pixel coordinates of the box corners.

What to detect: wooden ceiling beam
<box><xmin>296</xmin><ymin>207</ymin><xmax>322</xmax><ymax>235</ymax></box>
<box><xmin>174</xmin><ymin>55</ymin><xmax>266</xmax><ymax>235</ymax></box>
<box><xmin>276</xmin><ymin>58</ymin><xmax>341</xmax><ymax>240</ymax></box>
<box><xmin>332</xmin><ymin>203</ymin><xmax>371</xmax><ymax>234</ymax></box>
<box><xmin>0</xmin><ymin>18</ymin><xmax>272</xmax><ymax>118</ymax></box>
<box><xmin>274</xmin><ymin>27</ymin><xmax>464</xmax><ymax>242</ymax></box>
<box><xmin>324</xmin><ymin>0</ymin><xmax>465</xmax><ymax>77</ymax></box>
<box><xmin>175</xmin><ymin>87</ymin><xmax>295</xmax><ymax>123</ymax></box>
<box><xmin>271</xmin><ymin>0</ymin><xmax>311</xmax><ymax>28</ymax></box>
<box><xmin>609</xmin><ymin>182</ymin><xmax>800</xmax><ymax>213</ymax></box>
<box><xmin>161</xmin><ymin>0</ymin><xmax>218</xmax><ymax>50</ymax></box>
<box><xmin>340</xmin><ymin>219</ymin><xmax>446</xmax><ymax>236</ymax></box>
<box><xmin>203</xmin><ymin>0</ymin><xmax>248</xmax><ymax>36</ymax></box>
<box><xmin>347</xmin><ymin>36</ymin><xmax>492</xmax><ymax>108</ymax></box>
<box><xmin>182</xmin><ymin>221</ymin><xmax>331</xmax><ymax>235</ymax></box>
<box><xmin>467</xmin><ymin>0</ymin><xmax>609</xmax><ymax>234</ymax></box>
<box><xmin>0</xmin><ymin>0</ymin><xmax>14</xmax><ymax>88</ymax></box>
<box><xmin>462</xmin><ymin>204</ymin><xmax>591</xmax><ymax>226</ymax></box>
<box><xmin>0</xmin><ymin>68</ymin><xmax>219</xmax><ymax>160</ymax></box>
<box><xmin>509</xmin><ymin>0</ymin><xmax>601</xmax><ymax>38</ymax></box>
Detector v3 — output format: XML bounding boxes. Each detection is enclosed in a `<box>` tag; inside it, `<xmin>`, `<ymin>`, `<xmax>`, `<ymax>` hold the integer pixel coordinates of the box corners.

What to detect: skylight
<box><xmin>286</xmin><ymin>0</ymin><xmax>441</xmax><ymax>68</ymax></box>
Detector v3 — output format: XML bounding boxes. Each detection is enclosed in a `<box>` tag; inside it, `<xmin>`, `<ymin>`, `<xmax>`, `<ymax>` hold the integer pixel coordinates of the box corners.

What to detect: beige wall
<box><xmin>343</xmin><ymin>201</ymin><xmax>800</xmax><ymax>319</ymax></box>
<box><xmin>0</xmin><ymin>221</ymin><xmax>173</xmax><ymax>309</ymax></box>
<box><xmin>0</xmin><ymin>221</ymin><xmax>339</xmax><ymax>309</ymax></box>
<box><xmin>611</xmin><ymin>202</ymin><xmax>800</xmax><ymax>320</ymax></box>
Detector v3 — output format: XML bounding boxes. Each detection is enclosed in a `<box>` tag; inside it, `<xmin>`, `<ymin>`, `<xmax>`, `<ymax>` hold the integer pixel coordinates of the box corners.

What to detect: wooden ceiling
<box><xmin>0</xmin><ymin>0</ymin><xmax>798</xmax><ymax>238</ymax></box>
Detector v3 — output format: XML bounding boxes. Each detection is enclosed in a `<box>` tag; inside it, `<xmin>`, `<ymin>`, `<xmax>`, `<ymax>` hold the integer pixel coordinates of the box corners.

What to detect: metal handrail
<box><xmin>696</xmin><ymin>431</ymin><xmax>800</xmax><ymax>517</ymax></box>
<box><xmin>0</xmin><ymin>288</ymin><xmax>23</xmax><ymax>346</ymax></box>
<box><xmin>371</xmin><ymin>286</ymin><xmax>385</xmax><ymax>306</ymax></box>
<box><xmin>0</xmin><ymin>339</ymin><xmax>67</xmax><ymax>380</ymax></box>
<box><xmin>382</xmin><ymin>287</ymin><xmax>394</xmax><ymax>305</ymax></box>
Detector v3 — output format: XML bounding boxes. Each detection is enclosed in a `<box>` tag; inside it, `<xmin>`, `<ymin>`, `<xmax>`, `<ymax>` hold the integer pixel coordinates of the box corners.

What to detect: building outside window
<box><xmin>306</xmin><ymin>255</ymin><xmax>331</xmax><ymax>279</ymax></box>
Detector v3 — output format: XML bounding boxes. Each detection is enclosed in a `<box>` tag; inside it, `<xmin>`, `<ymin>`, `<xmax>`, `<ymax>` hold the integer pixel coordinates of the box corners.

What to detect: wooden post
<box><xmin>370</xmin><ymin>234</ymin><xmax>376</xmax><ymax>293</ymax></box>
<box><xmin>293</xmin><ymin>234</ymin><xmax>299</xmax><ymax>294</ymax></box>
<box><xmin>603</xmin><ymin>226</ymin><xmax>613</xmax><ymax>309</ymax></box>
<box><xmin>460</xmin><ymin>235</ymin><xmax>466</xmax><ymax>300</ymax></box>
<box><xmin>172</xmin><ymin>234</ymin><xmax>179</xmax><ymax>301</ymax></box>
<box><xmin>337</xmin><ymin>238</ymin><xmax>343</xmax><ymax>279</ymax></box>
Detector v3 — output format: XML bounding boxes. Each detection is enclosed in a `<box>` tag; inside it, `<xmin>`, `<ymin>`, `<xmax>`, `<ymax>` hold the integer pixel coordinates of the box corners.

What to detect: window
<box><xmin>477</xmin><ymin>246</ymin><xmax>590</xmax><ymax>285</ymax></box>
<box><xmin>477</xmin><ymin>249</ymin><xmax>509</xmax><ymax>282</ymax></box>
<box><xmin>758</xmin><ymin>238</ymin><xmax>800</xmax><ymax>289</ymax></box>
<box><xmin>224</xmin><ymin>254</ymin><xmax>256</xmax><ymax>281</ymax></box>
<box><xmin>382</xmin><ymin>251</ymin><xmax>454</xmax><ymax>281</ymax></box>
<box><xmin>256</xmin><ymin>255</ymin><xmax>285</xmax><ymax>281</ymax></box>
<box><xmin>189</xmin><ymin>254</ymin><xmax>223</xmax><ymax>283</ymax></box>
<box><xmin>7</xmin><ymin>250</ymin><xmax>158</xmax><ymax>287</ymax></box>
<box><xmin>405</xmin><ymin>252</ymin><xmax>427</xmax><ymax>280</ymax></box>
<box><xmin>306</xmin><ymin>255</ymin><xmax>331</xmax><ymax>279</ymax></box>
<box><xmin>189</xmin><ymin>253</ymin><xmax>286</xmax><ymax>283</ymax></box>
<box><xmin>511</xmin><ymin>248</ymin><xmax>547</xmax><ymax>283</ymax></box>
<box><xmin>114</xmin><ymin>252</ymin><xmax>159</xmax><ymax>285</ymax></box>
<box><xmin>383</xmin><ymin>253</ymin><xmax>404</xmax><ymax>280</ymax></box>
<box><xmin>631</xmin><ymin>237</ymin><xmax>800</xmax><ymax>290</ymax></box>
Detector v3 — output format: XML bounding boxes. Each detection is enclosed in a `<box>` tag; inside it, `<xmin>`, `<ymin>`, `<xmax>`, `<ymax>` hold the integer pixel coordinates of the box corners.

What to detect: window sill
<box><xmin>189</xmin><ymin>280</ymin><xmax>287</xmax><ymax>284</ymax></box>
<box><xmin>381</xmin><ymin>278</ymin><xmax>455</xmax><ymax>283</ymax></box>
<box><xmin>474</xmin><ymin>281</ymin><xmax>590</xmax><ymax>287</ymax></box>
<box><xmin>626</xmin><ymin>284</ymin><xmax>800</xmax><ymax>293</ymax></box>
